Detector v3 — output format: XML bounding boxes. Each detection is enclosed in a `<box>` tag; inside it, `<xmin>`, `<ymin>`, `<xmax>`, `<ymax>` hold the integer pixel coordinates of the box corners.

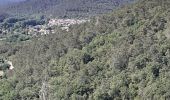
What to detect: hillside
<box><xmin>1</xmin><ymin>0</ymin><xmax>170</xmax><ymax>100</ymax></box>
<box><xmin>0</xmin><ymin>12</ymin><xmax>9</xmax><ymax>22</ymax></box>
<box><xmin>4</xmin><ymin>0</ymin><xmax>136</xmax><ymax>18</ymax></box>
<box><xmin>0</xmin><ymin>0</ymin><xmax>25</xmax><ymax>6</ymax></box>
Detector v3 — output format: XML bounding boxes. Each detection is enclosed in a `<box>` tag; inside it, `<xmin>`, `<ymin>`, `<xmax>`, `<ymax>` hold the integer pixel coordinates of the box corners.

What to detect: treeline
<box><xmin>1</xmin><ymin>0</ymin><xmax>170</xmax><ymax>100</ymax></box>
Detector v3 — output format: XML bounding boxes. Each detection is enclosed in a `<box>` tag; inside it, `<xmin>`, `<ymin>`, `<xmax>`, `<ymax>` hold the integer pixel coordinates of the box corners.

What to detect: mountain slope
<box><xmin>1</xmin><ymin>0</ymin><xmax>170</xmax><ymax>100</ymax></box>
<box><xmin>0</xmin><ymin>0</ymin><xmax>25</xmax><ymax>6</ymax></box>
<box><xmin>4</xmin><ymin>0</ymin><xmax>136</xmax><ymax>18</ymax></box>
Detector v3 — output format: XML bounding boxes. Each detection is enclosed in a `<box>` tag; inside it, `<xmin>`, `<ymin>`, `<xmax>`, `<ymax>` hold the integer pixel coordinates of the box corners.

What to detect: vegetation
<box><xmin>0</xmin><ymin>12</ymin><xmax>9</xmax><ymax>22</ymax></box>
<box><xmin>0</xmin><ymin>15</ymin><xmax>46</xmax><ymax>43</ymax></box>
<box><xmin>1</xmin><ymin>0</ymin><xmax>170</xmax><ymax>100</ymax></box>
<box><xmin>3</xmin><ymin>0</ymin><xmax>135</xmax><ymax>18</ymax></box>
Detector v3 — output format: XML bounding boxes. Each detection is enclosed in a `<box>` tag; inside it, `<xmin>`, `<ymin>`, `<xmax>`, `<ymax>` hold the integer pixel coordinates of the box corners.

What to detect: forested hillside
<box><xmin>0</xmin><ymin>13</ymin><xmax>9</xmax><ymax>22</ymax></box>
<box><xmin>1</xmin><ymin>0</ymin><xmax>170</xmax><ymax>100</ymax></box>
<box><xmin>0</xmin><ymin>0</ymin><xmax>25</xmax><ymax>6</ymax></box>
<box><xmin>4</xmin><ymin>0</ymin><xmax>135</xmax><ymax>18</ymax></box>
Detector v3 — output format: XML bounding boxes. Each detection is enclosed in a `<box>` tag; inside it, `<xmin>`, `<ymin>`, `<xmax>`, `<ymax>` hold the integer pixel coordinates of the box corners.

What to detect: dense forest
<box><xmin>0</xmin><ymin>0</ymin><xmax>25</xmax><ymax>6</ymax></box>
<box><xmin>1</xmin><ymin>0</ymin><xmax>170</xmax><ymax>100</ymax></box>
<box><xmin>3</xmin><ymin>0</ymin><xmax>135</xmax><ymax>18</ymax></box>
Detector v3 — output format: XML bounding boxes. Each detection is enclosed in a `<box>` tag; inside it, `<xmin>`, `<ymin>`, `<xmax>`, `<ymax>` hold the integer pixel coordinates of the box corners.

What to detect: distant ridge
<box><xmin>4</xmin><ymin>0</ymin><xmax>136</xmax><ymax>18</ymax></box>
<box><xmin>0</xmin><ymin>0</ymin><xmax>25</xmax><ymax>6</ymax></box>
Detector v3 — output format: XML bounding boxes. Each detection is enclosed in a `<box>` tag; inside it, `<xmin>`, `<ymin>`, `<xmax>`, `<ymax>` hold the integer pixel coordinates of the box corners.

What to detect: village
<box><xmin>0</xmin><ymin>18</ymin><xmax>90</xmax><ymax>77</ymax></box>
<box><xmin>27</xmin><ymin>18</ymin><xmax>90</xmax><ymax>35</ymax></box>
<box><xmin>0</xmin><ymin>18</ymin><xmax>90</xmax><ymax>37</ymax></box>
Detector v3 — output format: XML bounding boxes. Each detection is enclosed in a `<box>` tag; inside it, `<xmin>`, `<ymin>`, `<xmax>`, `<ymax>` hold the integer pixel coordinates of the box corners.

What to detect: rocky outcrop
<box><xmin>0</xmin><ymin>71</ymin><xmax>4</xmax><ymax>77</ymax></box>
<box><xmin>0</xmin><ymin>60</ymin><xmax>14</xmax><ymax>78</ymax></box>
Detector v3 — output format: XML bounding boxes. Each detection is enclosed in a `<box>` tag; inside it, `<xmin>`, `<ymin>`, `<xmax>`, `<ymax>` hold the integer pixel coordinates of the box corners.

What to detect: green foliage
<box><xmin>0</xmin><ymin>79</ymin><xmax>16</xmax><ymax>100</ymax></box>
<box><xmin>1</xmin><ymin>0</ymin><xmax>170</xmax><ymax>100</ymax></box>
<box><xmin>0</xmin><ymin>59</ymin><xmax>10</xmax><ymax>70</ymax></box>
<box><xmin>6</xmin><ymin>34</ymin><xmax>30</xmax><ymax>42</ymax></box>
